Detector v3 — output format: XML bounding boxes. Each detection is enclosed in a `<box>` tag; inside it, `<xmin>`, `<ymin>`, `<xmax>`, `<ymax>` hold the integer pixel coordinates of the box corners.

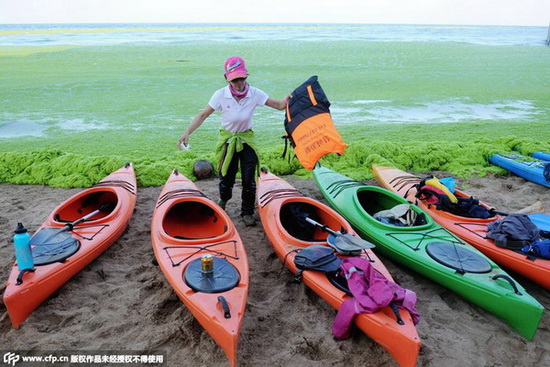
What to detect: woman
<box><xmin>178</xmin><ymin>56</ymin><xmax>287</xmax><ymax>226</ymax></box>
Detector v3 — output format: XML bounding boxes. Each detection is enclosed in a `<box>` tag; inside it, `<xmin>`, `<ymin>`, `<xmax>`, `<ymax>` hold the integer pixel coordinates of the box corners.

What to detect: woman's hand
<box><xmin>177</xmin><ymin>134</ymin><xmax>189</xmax><ymax>150</ymax></box>
<box><xmin>266</xmin><ymin>95</ymin><xmax>291</xmax><ymax>111</ymax></box>
<box><xmin>177</xmin><ymin>106</ymin><xmax>215</xmax><ymax>149</ymax></box>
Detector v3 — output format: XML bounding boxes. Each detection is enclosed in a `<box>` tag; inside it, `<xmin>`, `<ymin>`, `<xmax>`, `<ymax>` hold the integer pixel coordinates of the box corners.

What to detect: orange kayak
<box><xmin>257</xmin><ymin>169</ymin><xmax>421</xmax><ymax>367</ymax></box>
<box><xmin>372</xmin><ymin>165</ymin><xmax>550</xmax><ymax>290</ymax></box>
<box><xmin>151</xmin><ymin>170</ymin><xmax>249</xmax><ymax>367</ymax></box>
<box><xmin>4</xmin><ymin>163</ymin><xmax>137</xmax><ymax>328</ymax></box>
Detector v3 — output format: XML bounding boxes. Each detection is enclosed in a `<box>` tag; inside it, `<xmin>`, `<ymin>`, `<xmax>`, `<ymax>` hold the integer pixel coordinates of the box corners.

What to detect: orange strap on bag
<box><xmin>283</xmin><ymin>76</ymin><xmax>347</xmax><ymax>170</ymax></box>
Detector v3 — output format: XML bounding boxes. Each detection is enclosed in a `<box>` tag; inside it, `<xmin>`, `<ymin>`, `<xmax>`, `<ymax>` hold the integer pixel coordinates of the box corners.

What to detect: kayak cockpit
<box><xmin>163</xmin><ymin>201</ymin><xmax>228</xmax><ymax>240</ymax></box>
<box><xmin>280</xmin><ymin>201</ymin><xmax>347</xmax><ymax>242</ymax></box>
<box><xmin>54</xmin><ymin>190</ymin><xmax>118</xmax><ymax>223</ymax></box>
<box><xmin>357</xmin><ymin>189</ymin><xmax>406</xmax><ymax>215</ymax></box>
<box><xmin>356</xmin><ymin>189</ymin><xmax>428</xmax><ymax>227</ymax></box>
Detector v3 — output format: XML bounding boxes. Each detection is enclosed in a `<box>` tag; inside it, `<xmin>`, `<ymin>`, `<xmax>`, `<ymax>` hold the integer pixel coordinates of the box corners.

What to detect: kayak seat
<box><xmin>184</xmin><ymin>257</ymin><xmax>240</xmax><ymax>293</ymax></box>
<box><xmin>30</xmin><ymin>228</ymin><xmax>81</xmax><ymax>266</ymax></box>
<box><xmin>426</xmin><ymin>241</ymin><xmax>492</xmax><ymax>274</ymax></box>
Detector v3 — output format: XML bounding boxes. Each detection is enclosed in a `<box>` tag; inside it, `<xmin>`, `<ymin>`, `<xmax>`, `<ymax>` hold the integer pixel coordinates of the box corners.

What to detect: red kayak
<box><xmin>257</xmin><ymin>168</ymin><xmax>421</xmax><ymax>367</ymax></box>
<box><xmin>4</xmin><ymin>163</ymin><xmax>137</xmax><ymax>328</ymax></box>
<box><xmin>151</xmin><ymin>170</ymin><xmax>249</xmax><ymax>367</ymax></box>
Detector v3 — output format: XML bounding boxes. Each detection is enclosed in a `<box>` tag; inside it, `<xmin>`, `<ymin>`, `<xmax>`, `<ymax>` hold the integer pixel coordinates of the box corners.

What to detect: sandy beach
<box><xmin>1</xmin><ymin>172</ymin><xmax>549</xmax><ymax>367</ymax></box>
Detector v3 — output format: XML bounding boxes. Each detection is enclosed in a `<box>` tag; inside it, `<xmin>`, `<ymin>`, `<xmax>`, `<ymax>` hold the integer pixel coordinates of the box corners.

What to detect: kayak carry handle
<box><xmin>260</xmin><ymin>166</ymin><xmax>269</xmax><ymax>174</ymax></box>
<box><xmin>16</xmin><ymin>268</ymin><xmax>36</xmax><ymax>285</ymax></box>
<box><xmin>218</xmin><ymin>296</ymin><xmax>231</xmax><ymax>319</ymax></box>
<box><xmin>492</xmin><ymin>274</ymin><xmax>522</xmax><ymax>295</ymax></box>
<box><xmin>390</xmin><ymin>302</ymin><xmax>405</xmax><ymax>325</ymax></box>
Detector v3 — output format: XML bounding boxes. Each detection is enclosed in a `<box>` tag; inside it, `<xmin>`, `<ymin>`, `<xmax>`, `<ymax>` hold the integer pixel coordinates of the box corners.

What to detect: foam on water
<box><xmin>0</xmin><ymin>120</ymin><xmax>50</xmax><ymax>138</ymax></box>
<box><xmin>57</xmin><ymin>118</ymin><xmax>112</xmax><ymax>132</ymax></box>
<box><xmin>0</xmin><ymin>117</ymin><xmax>120</xmax><ymax>138</ymax></box>
<box><xmin>331</xmin><ymin>99</ymin><xmax>543</xmax><ymax>124</ymax></box>
<box><xmin>0</xmin><ymin>99</ymin><xmax>544</xmax><ymax>139</ymax></box>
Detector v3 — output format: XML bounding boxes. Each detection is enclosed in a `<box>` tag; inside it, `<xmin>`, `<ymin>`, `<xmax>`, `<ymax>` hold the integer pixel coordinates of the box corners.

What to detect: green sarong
<box><xmin>215</xmin><ymin>128</ymin><xmax>259</xmax><ymax>177</ymax></box>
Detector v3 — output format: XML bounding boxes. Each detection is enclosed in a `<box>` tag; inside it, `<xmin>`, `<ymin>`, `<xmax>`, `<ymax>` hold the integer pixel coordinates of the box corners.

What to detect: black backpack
<box><xmin>293</xmin><ymin>245</ymin><xmax>342</xmax><ymax>282</ymax></box>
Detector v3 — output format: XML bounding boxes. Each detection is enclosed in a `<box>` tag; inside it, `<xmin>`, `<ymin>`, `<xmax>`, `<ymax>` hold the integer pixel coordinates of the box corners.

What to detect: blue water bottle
<box><xmin>13</xmin><ymin>222</ymin><xmax>34</xmax><ymax>270</ymax></box>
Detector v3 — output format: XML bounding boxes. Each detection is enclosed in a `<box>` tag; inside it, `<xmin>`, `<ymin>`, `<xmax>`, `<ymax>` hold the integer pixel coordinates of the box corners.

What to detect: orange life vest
<box><xmin>284</xmin><ymin>76</ymin><xmax>347</xmax><ymax>170</ymax></box>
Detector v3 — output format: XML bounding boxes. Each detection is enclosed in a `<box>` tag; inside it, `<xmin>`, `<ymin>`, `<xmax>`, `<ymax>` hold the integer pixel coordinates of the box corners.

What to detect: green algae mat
<box><xmin>1</xmin><ymin>41</ymin><xmax>549</xmax><ymax>187</ymax></box>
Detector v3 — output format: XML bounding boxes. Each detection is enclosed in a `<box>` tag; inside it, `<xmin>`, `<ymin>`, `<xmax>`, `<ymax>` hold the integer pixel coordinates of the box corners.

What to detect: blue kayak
<box><xmin>489</xmin><ymin>153</ymin><xmax>550</xmax><ymax>188</ymax></box>
<box><xmin>532</xmin><ymin>151</ymin><xmax>550</xmax><ymax>161</ymax></box>
<box><xmin>529</xmin><ymin>213</ymin><xmax>550</xmax><ymax>232</ymax></box>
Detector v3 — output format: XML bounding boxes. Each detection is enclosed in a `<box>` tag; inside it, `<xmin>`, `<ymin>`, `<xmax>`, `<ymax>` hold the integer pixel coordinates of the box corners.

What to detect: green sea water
<box><xmin>1</xmin><ymin>40</ymin><xmax>549</xmax><ymax>187</ymax></box>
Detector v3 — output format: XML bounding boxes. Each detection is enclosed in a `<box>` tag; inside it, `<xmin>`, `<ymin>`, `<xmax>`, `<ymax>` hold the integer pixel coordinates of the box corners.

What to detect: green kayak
<box><xmin>312</xmin><ymin>165</ymin><xmax>544</xmax><ymax>339</ymax></box>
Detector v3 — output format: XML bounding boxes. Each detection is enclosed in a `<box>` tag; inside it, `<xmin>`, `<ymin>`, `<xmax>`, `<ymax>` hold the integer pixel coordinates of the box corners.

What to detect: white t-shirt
<box><xmin>208</xmin><ymin>86</ymin><xmax>269</xmax><ymax>133</ymax></box>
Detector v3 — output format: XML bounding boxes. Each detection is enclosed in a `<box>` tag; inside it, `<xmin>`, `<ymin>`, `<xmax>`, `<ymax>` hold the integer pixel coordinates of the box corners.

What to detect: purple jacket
<box><xmin>332</xmin><ymin>257</ymin><xmax>421</xmax><ymax>339</ymax></box>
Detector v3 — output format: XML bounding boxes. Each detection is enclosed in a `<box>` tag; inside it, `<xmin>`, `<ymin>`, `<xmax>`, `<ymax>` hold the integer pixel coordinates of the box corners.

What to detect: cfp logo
<box><xmin>3</xmin><ymin>353</ymin><xmax>20</xmax><ymax>366</ymax></box>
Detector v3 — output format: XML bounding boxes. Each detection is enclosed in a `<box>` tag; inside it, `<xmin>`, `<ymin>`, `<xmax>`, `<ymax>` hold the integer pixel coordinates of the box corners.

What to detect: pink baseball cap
<box><xmin>224</xmin><ymin>56</ymin><xmax>248</xmax><ymax>81</ymax></box>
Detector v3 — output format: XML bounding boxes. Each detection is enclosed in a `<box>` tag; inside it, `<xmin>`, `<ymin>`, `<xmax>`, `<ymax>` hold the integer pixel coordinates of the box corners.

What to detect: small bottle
<box><xmin>201</xmin><ymin>254</ymin><xmax>214</xmax><ymax>274</ymax></box>
<box><xmin>13</xmin><ymin>222</ymin><xmax>33</xmax><ymax>270</ymax></box>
